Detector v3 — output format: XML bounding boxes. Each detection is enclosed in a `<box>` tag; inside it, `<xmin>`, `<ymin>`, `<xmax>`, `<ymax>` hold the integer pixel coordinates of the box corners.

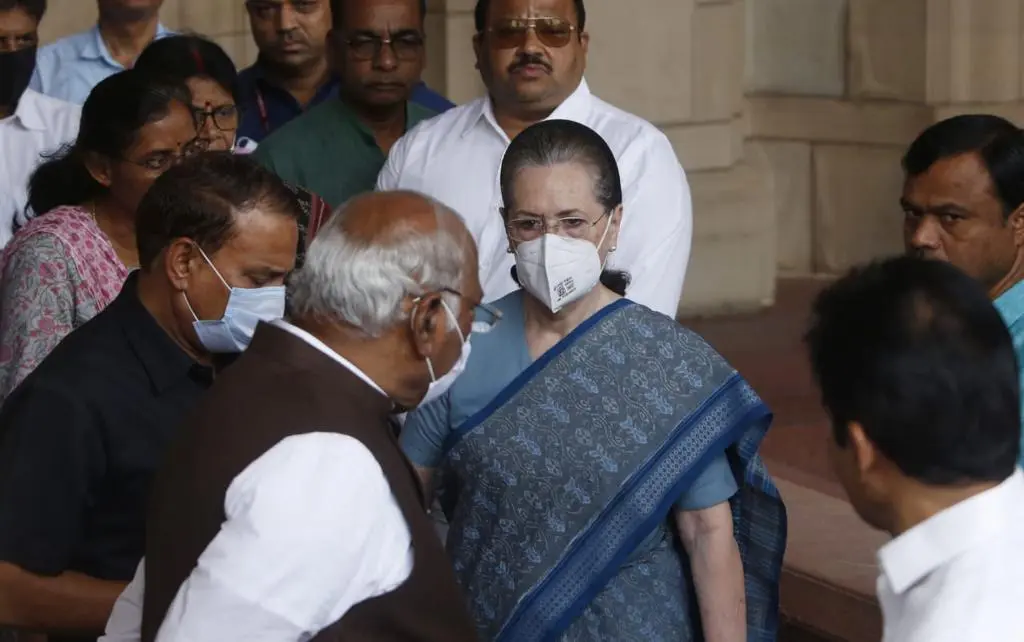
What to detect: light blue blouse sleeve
<box><xmin>400</xmin><ymin>393</ymin><xmax>453</xmax><ymax>468</ymax></box>
<box><xmin>674</xmin><ymin>453</ymin><xmax>739</xmax><ymax>511</ymax></box>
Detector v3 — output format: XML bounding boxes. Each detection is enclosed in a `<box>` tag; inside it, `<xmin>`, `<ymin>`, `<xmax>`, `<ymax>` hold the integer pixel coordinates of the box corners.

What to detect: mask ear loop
<box><xmin>194</xmin><ymin>244</ymin><xmax>232</xmax><ymax>292</ymax></box>
<box><xmin>183</xmin><ymin>244</ymin><xmax>230</xmax><ymax>323</ymax></box>
<box><xmin>594</xmin><ymin>210</ymin><xmax>614</xmax><ymax>269</ymax></box>
<box><xmin>410</xmin><ymin>295</ymin><xmax>438</xmax><ymax>382</ymax></box>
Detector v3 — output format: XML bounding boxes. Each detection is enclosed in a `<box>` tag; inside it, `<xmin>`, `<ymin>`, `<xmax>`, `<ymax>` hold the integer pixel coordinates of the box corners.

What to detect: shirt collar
<box><xmin>11</xmin><ymin>89</ymin><xmax>47</xmax><ymax>131</ymax></box>
<box><xmin>82</xmin><ymin>23</ymin><xmax>171</xmax><ymax>63</ymax></box>
<box><xmin>269</xmin><ymin>319</ymin><xmax>387</xmax><ymax>396</ymax></box>
<box><xmin>114</xmin><ymin>272</ymin><xmax>213</xmax><ymax>393</ymax></box>
<box><xmin>878</xmin><ymin>468</ymin><xmax>1024</xmax><ymax>595</ymax></box>
<box><xmin>333</xmin><ymin>98</ymin><xmax>421</xmax><ymax>141</ymax></box>
<box><xmin>994</xmin><ymin>279</ymin><xmax>1024</xmax><ymax>328</ymax></box>
<box><xmin>463</xmin><ymin>77</ymin><xmax>593</xmax><ymax>141</ymax></box>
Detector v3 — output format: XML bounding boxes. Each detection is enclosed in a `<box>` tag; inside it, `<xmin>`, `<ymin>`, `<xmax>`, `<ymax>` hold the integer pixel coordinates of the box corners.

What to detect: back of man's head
<box><xmin>288</xmin><ymin>190</ymin><xmax>476</xmax><ymax>337</ymax></box>
<box><xmin>903</xmin><ymin>114</ymin><xmax>1024</xmax><ymax>218</ymax></box>
<box><xmin>806</xmin><ymin>255</ymin><xmax>1020</xmax><ymax>492</ymax></box>
<box><xmin>135</xmin><ymin>152</ymin><xmax>302</xmax><ymax>270</ymax></box>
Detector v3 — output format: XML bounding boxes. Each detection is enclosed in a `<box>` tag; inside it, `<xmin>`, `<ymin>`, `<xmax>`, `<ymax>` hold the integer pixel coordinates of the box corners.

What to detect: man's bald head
<box><xmin>288</xmin><ymin>190</ymin><xmax>480</xmax><ymax>336</ymax></box>
<box><xmin>336</xmin><ymin>190</ymin><xmax>474</xmax><ymax>252</ymax></box>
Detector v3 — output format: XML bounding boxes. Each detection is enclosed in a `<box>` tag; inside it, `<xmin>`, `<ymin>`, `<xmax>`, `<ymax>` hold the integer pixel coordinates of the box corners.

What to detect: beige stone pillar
<box><xmin>746</xmin><ymin>0</ymin><xmax>929</xmax><ymax>276</ymax></box>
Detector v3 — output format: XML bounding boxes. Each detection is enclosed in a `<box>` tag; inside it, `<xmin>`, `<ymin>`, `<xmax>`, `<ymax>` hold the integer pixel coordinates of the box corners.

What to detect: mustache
<box><xmin>509</xmin><ymin>54</ymin><xmax>552</xmax><ymax>73</ymax></box>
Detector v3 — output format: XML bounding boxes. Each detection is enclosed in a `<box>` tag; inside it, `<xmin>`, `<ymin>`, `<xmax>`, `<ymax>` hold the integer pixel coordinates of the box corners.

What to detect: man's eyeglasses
<box><xmin>123</xmin><ymin>138</ymin><xmax>207</xmax><ymax>173</ymax></box>
<box><xmin>504</xmin><ymin>210</ymin><xmax>610</xmax><ymax>243</ymax></box>
<box><xmin>431</xmin><ymin>287</ymin><xmax>503</xmax><ymax>334</ymax></box>
<box><xmin>193</xmin><ymin>103</ymin><xmax>239</xmax><ymax>132</ymax></box>
<box><xmin>344</xmin><ymin>31</ymin><xmax>425</xmax><ymax>61</ymax></box>
<box><xmin>484</xmin><ymin>17</ymin><xmax>578</xmax><ymax>50</ymax></box>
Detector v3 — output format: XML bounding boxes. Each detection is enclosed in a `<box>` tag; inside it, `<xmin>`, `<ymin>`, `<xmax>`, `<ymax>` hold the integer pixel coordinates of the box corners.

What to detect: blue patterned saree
<box><xmin>438</xmin><ymin>299</ymin><xmax>786</xmax><ymax>642</ymax></box>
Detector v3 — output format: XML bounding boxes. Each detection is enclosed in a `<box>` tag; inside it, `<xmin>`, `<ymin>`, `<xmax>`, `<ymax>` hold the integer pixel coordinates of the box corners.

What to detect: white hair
<box><xmin>288</xmin><ymin>195</ymin><xmax>470</xmax><ymax>337</ymax></box>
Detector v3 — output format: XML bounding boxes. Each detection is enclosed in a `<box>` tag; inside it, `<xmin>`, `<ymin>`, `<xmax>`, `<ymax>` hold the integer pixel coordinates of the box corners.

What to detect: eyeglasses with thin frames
<box><xmin>414</xmin><ymin>287</ymin><xmax>503</xmax><ymax>334</ymax></box>
<box><xmin>121</xmin><ymin>137</ymin><xmax>207</xmax><ymax>173</ymax></box>
<box><xmin>504</xmin><ymin>210</ymin><xmax>611</xmax><ymax>243</ymax></box>
<box><xmin>343</xmin><ymin>31</ymin><xmax>425</xmax><ymax>61</ymax></box>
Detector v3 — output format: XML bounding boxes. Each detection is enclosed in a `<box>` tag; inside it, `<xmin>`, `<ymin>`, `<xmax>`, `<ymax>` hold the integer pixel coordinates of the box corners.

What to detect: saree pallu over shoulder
<box><xmin>441</xmin><ymin>300</ymin><xmax>786</xmax><ymax>642</ymax></box>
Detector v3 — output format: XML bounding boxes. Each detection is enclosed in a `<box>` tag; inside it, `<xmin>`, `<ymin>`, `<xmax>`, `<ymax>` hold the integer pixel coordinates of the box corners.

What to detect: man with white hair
<box><xmin>100</xmin><ymin>191</ymin><xmax>485</xmax><ymax>642</ymax></box>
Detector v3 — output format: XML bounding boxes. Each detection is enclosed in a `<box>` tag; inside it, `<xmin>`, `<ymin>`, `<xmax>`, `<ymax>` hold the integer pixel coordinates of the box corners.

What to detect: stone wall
<box><xmin>751</xmin><ymin>0</ymin><xmax>1024</xmax><ymax>278</ymax></box>
<box><xmin>40</xmin><ymin>0</ymin><xmax>1021</xmax><ymax>315</ymax></box>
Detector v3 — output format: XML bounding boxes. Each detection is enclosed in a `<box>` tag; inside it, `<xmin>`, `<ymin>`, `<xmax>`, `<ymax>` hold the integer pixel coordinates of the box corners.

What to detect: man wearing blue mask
<box><xmin>0</xmin><ymin>152</ymin><xmax>299</xmax><ymax>642</ymax></box>
<box><xmin>99</xmin><ymin>191</ymin><xmax>485</xmax><ymax>642</ymax></box>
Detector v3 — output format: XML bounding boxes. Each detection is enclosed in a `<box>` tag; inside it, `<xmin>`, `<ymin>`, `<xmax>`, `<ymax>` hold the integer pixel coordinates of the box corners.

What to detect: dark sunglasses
<box><xmin>485</xmin><ymin>17</ymin><xmax>578</xmax><ymax>49</ymax></box>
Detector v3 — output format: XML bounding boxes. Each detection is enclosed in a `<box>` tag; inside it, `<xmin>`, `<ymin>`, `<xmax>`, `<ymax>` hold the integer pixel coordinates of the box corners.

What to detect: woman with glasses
<box><xmin>133</xmin><ymin>35</ymin><xmax>242</xmax><ymax>153</ymax></box>
<box><xmin>402</xmin><ymin>120</ymin><xmax>786</xmax><ymax>641</ymax></box>
<box><xmin>0</xmin><ymin>70</ymin><xmax>199</xmax><ymax>401</ymax></box>
<box><xmin>132</xmin><ymin>35</ymin><xmax>331</xmax><ymax>267</ymax></box>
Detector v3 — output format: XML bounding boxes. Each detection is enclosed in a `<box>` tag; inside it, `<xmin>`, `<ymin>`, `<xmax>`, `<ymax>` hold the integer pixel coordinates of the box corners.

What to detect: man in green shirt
<box><xmin>254</xmin><ymin>0</ymin><xmax>437</xmax><ymax>207</ymax></box>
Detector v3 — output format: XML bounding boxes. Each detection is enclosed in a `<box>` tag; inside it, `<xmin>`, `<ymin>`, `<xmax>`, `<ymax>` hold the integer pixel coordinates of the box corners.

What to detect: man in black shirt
<box><xmin>0</xmin><ymin>152</ymin><xmax>301</xmax><ymax>641</ymax></box>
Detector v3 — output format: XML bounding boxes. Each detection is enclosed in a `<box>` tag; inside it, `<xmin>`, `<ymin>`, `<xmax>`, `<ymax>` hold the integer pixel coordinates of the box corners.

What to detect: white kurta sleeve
<box><xmin>376</xmin><ymin>131</ymin><xmax>411</xmax><ymax>191</ymax></box>
<box><xmin>98</xmin><ymin>560</ymin><xmax>146</xmax><ymax>642</ymax></box>
<box><xmin>614</xmin><ymin>132</ymin><xmax>693</xmax><ymax>318</ymax></box>
<box><xmin>154</xmin><ymin>433</ymin><xmax>413</xmax><ymax>642</ymax></box>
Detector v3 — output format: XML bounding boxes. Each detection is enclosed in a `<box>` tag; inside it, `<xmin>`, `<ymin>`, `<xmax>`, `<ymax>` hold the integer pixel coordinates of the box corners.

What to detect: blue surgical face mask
<box><xmin>183</xmin><ymin>246</ymin><xmax>286</xmax><ymax>353</ymax></box>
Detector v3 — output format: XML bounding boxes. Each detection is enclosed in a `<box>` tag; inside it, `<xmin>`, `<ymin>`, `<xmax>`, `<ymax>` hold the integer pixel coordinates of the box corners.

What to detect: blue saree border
<box><xmin>442</xmin><ymin>297</ymin><xmax>633</xmax><ymax>455</ymax></box>
<box><xmin>494</xmin><ymin>373</ymin><xmax>772</xmax><ymax>642</ymax></box>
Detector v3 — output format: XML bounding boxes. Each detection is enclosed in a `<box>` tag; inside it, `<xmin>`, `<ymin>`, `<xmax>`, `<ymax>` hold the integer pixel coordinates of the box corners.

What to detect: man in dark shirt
<box><xmin>237</xmin><ymin>0</ymin><xmax>452</xmax><ymax>148</ymax></box>
<box><xmin>0</xmin><ymin>152</ymin><xmax>301</xmax><ymax>641</ymax></box>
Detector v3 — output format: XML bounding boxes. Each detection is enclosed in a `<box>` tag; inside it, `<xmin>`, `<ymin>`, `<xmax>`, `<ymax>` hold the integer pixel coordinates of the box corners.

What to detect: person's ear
<box><xmin>472</xmin><ymin>33</ymin><xmax>483</xmax><ymax>71</ymax></box>
<box><xmin>164</xmin><ymin>238</ymin><xmax>200</xmax><ymax>292</ymax></box>
<box><xmin>83</xmin><ymin>151</ymin><xmax>114</xmax><ymax>188</ymax></box>
<box><xmin>607</xmin><ymin>204</ymin><xmax>623</xmax><ymax>250</ymax></box>
<box><xmin>1009</xmin><ymin>203</ymin><xmax>1024</xmax><ymax>247</ymax></box>
<box><xmin>847</xmin><ymin>421</ymin><xmax>878</xmax><ymax>477</ymax></box>
<box><xmin>408</xmin><ymin>293</ymin><xmax>448</xmax><ymax>359</ymax></box>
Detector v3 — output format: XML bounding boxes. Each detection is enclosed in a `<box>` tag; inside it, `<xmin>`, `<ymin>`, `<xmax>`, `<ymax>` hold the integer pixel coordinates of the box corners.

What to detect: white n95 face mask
<box><xmin>514</xmin><ymin>216</ymin><xmax>612</xmax><ymax>314</ymax></box>
<box><xmin>419</xmin><ymin>300</ymin><xmax>472</xmax><ymax>406</ymax></box>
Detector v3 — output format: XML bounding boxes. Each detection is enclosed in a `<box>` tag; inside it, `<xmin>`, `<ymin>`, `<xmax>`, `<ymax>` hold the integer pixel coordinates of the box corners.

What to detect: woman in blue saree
<box><xmin>402</xmin><ymin>120</ymin><xmax>786</xmax><ymax>642</ymax></box>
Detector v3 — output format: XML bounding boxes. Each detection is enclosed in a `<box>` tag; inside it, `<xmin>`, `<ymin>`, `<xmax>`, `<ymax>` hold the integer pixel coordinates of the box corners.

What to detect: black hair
<box><xmin>0</xmin><ymin>0</ymin><xmax>46</xmax><ymax>21</ymax></box>
<box><xmin>903</xmin><ymin>114</ymin><xmax>1024</xmax><ymax>218</ymax></box>
<box><xmin>500</xmin><ymin>118</ymin><xmax>629</xmax><ymax>296</ymax></box>
<box><xmin>135</xmin><ymin>151</ymin><xmax>303</xmax><ymax>269</ymax></box>
<box><xmin>27</xmin><ymin>69</ymin><xmax>190</xmax><ymax>216</ymax></box>
<box><xmin>133</xmin><ymin>34</ymin><xmax>240</xmax><ymax>104</ymax></box>
<box><xmin>474</xmin><ymin>0</ymin><xmax>585</xmax><ymax>32</ymax></box>
<box><xmin>330</xmin><ymin>0</ymin><xmax>426</xmax><ymax>29</ymax></box>
<box><xmin>805</xmin><ymin>255</ymin><xmax>1021</xmax><ymax>486</ymax></box>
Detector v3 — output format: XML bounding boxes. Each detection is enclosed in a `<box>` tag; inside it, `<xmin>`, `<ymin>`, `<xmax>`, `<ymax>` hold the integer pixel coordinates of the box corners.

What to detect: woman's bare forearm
<box><xmin>675</xmin><ymin>503</ymin><xmax>747</xmax><ymax>642</ymax></box>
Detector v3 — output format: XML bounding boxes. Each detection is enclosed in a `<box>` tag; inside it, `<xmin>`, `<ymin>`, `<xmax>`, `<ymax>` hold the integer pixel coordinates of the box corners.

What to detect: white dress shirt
<box><xmin>877</xmin><ymin>468</ymin><xmax>1024</xmax><ymax>642</ymax></box>
<box><xmin>377</xmin><ymin>79</ymin><xmax>692</xmax><ymax>317</ymax></box>
<box><xmin>100</xmin><ymin>320</ymin><xmax>413</xmax><ymax>642</ymax></box>
<box><xmin>0</xmin><ymin>89</ymin><xmax>80</xmax><ymax>247</ymax></box>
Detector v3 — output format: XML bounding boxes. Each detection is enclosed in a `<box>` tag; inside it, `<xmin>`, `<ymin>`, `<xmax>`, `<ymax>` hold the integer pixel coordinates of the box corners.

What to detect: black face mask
<box><xmin>0</xmin><ymin>46</ymin><xmax>37</xmax><ymax>113</ymax></box>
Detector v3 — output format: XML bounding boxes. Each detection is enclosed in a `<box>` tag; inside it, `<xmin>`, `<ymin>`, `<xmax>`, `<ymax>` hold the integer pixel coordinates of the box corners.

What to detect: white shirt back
<box><xmin>377</xmin><ymin>79</ymin><xmax>692</xmax><ymax>318</ymax></box>
<box><xmin>877</xmin><ymin>468</ymin><xmax>1024</xmax><ymax>642</ymax></box>
<box><xmin>0</xmin><ymin>89</ymin><xmax>80</xmax><ymax>247</ymax></box>
<box><xmin>100</xmin><ymin>321</ymin><xmax>412</xmax><ymax>642</ymax></box>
